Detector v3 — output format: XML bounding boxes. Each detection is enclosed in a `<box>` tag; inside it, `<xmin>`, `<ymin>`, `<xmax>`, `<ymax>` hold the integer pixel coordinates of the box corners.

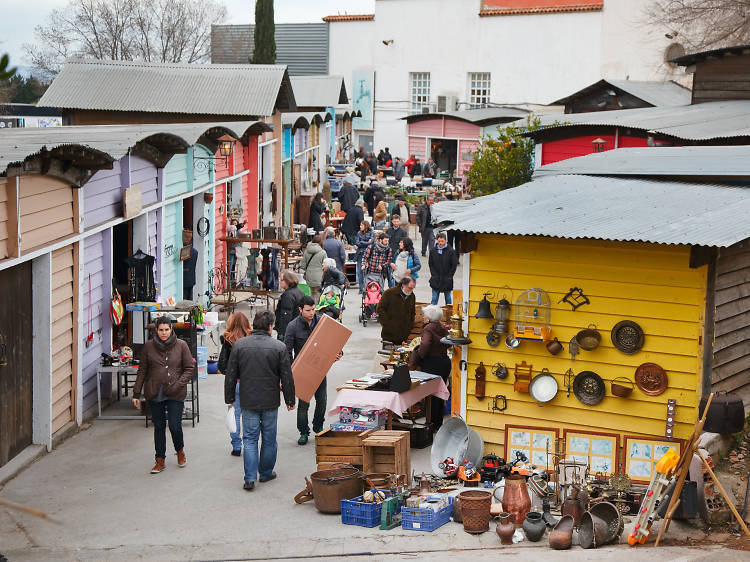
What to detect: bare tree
<box><xmin>646</xmin><ymin>0</ymin><xmax>750</xmax><ymax>52</ymax></box>
<box><xmin>24</xmin><ymin>0</ymin><xmax>227</xmax><ymax>75</ymax></box>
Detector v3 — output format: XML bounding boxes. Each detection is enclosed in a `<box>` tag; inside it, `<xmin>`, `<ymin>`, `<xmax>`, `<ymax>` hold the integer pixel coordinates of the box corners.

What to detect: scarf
<box><xmin>152</xmin><ymin>331</ymin><xmax>177</xmax><ymax>351</ymax></box>
<box><xmin>374</xmin><ymin>239</ymin><xmax>388</xmax><ymax>252</ymax></box>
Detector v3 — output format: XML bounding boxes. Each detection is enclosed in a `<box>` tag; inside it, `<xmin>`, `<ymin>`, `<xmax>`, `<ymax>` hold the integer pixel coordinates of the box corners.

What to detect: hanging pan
<box><xmin>610</xmin><ymin>377</ymin><xmax>634</xmax><ymax>398</ymax></box>
<box><xmin>575</xmin><ymin>324</ymin><xmax>601</xmax><ymax>351</ymax></box>
<box><xmin>573</xmin><ymin>371</ymin><xmax>606</xmax><ymax>406</ymax></box>
<box><xmin>611</xmin><ymin>320</ymin><xmax>645</xmax><ymax>355</ymax></box>
<box><xmin>529</xmin><ymin>368</ymin><xmax>559</xmax><ymax>404</ymax></box>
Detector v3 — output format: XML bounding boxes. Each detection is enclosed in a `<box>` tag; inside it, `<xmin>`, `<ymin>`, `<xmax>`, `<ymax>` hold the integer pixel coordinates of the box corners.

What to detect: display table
<box><xmin>328</xmin><ymin>376</ymin><xmax>449</xmax><ymax>428</ymax></box>
<box><xmin>96</xmin><ymin>365</ymin><xmax>142</xmax><ymax>420</ymax></box>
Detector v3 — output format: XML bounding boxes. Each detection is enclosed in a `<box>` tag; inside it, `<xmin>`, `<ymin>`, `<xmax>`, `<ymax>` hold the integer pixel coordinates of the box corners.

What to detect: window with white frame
<box><xmin>468</xmin><ymin>72</ymin><xmax>491</xmax><ymax>108</ymax></box>
<box><xmin>410</xmin><ymin>72</ymin><xmax>431</xmax><ymax>113</ymax></box>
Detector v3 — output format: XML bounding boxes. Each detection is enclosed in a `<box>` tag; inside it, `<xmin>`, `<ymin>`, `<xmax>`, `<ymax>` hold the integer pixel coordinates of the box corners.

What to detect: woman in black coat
<box><xmin>308</xmin><ymin>193</ymin><xmax>326</xmax><ymax>232</ymax></box>
<box><xmin>274</xmin><ymin>270</ymin><xmax>305</xmax><ymax>341</ymax></box>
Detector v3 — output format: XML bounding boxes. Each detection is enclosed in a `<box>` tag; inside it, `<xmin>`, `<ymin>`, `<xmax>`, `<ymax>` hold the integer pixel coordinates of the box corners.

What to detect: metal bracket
<box><xmin>488</xmin><ymin>395</ymin><xmax>507</xmax><ymax>413</ymax></box>
<box><xmin>559</xmin><ymin>286</ymin><xmax>590</xmax><ymax>311</ymax></box>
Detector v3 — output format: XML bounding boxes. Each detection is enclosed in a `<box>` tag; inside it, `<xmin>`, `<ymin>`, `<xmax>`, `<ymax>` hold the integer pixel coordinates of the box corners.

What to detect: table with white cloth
<box><xmin>328</xmin><ymin>375</ymin><xmax>450</xmax><ymax>429</ymax></box>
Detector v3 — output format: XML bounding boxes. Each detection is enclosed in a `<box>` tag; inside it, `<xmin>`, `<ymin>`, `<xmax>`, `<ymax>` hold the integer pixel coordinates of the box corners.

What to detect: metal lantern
<box><xmin>486</xmin><ymin>297</ymin><xmax>511</xmax><ymax>347</ymax></box>
<box><xmin>441</xmin><ymin>304</ymin><xmax>472</xmax><ymax>346</ymax></box>
<box><xmin>475</xmin><ymin>293</ymin><xmax>493</xmax><ymax>319</ymax></box>
<box><xmin>218</xmin><ymin>138</ymin><xmax>234</xmax><ymax>157</ymax></box>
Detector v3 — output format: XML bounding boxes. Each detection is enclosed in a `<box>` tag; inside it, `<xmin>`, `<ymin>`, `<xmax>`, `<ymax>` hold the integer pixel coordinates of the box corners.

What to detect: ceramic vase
<box><xmin>502</xmin><ymin>474</ymin><xmax>532</xmax><ymax>525</ymax></box>
<box><xmin>496</xmin><ymin>512</ymin><xmax>515</xmax><ymax>545</ymax></box>
<box><xmin>522</xmin><ymin>511</ymin><xmax>546</xmax><ymax>542</ymax></box>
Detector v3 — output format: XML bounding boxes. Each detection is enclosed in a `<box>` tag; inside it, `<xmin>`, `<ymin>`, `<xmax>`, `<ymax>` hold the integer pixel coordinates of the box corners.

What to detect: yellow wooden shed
<box><xmin>434</xmin><ymin>174</ymin><xmax>750</xmax><ymax>482</ymax></box>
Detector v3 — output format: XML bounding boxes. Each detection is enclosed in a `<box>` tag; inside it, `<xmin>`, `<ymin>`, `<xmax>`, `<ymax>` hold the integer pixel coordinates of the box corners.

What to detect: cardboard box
<box><xmin>292</xmin><ymin>313</ymin><xmax>351</xmax><ymax>402</ymax></box>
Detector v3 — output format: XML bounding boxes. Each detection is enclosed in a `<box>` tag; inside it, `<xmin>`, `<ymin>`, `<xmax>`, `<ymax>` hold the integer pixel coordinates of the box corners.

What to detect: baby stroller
<box><xmin>359</xmin><ymin>272</ymin><xmax>385</xmax><ymax>327</ymax></box>
<box><xmin>316</xmin><ymin>284</ymin><xmax>345</xmax><ymax>322</ymax></box>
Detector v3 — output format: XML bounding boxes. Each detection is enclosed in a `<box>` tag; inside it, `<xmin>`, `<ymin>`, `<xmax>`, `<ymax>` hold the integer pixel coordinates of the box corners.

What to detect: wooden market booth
<box><xmin>433</xmin><ymin>173</ymin><xmax>750</xmax><ymax>484</ymax></box>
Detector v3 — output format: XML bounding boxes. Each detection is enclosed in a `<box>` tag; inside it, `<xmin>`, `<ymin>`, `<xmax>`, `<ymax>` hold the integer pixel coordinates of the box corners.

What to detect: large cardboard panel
<box><xmin>292</xmin><ymin>314</ymin><xmax>352</xmax><ymax>402</ymax></box>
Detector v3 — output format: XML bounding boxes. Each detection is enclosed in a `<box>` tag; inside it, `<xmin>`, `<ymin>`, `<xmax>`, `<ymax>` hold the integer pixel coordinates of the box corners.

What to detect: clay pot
<box><xmin>502</xmin><ymin>475</ymin><xmax>531</xmax><ymax>526</ymax></box>
<box><xmin>522</xmin><ymin>511</ymin><xmax>546</xmax><ymax>542</ymax></box>
<box><xmin>496</xmin><ymin>512</ymin><xmax>515</xmax><ymax>545</ymax></box>
<box><xmin>549</xmin><ymin>515</ymin><xmax>574</xmax><ymax>550</ymax></box>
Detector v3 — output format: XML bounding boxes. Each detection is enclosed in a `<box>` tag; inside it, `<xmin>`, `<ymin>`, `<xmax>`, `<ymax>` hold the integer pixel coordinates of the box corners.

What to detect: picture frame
<box><xmin>563</xmin><ymin>429</ymin><xmax>619</xmax><ymax>476</ymax></box>
<box><xmin>505</xmin><ymin>425</ymin><xmax>559</xmax><ymax>471</ymax></box>
<box><xmin>179</xmin><ymin>244</ymin><xmax>192</xmax><ymax>261</ymax></box>
<box><xmin>622</xmin><ymin>435</ymin><xmax>684</xmax><ymax>483</ymax></box>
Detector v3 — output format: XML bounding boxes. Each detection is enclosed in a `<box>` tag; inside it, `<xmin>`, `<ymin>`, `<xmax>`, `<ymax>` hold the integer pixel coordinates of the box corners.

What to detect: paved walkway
<box><xmin>0</xmin><ymin>242</ymin><xmax>743</xmax><ymax>560</ymax></box>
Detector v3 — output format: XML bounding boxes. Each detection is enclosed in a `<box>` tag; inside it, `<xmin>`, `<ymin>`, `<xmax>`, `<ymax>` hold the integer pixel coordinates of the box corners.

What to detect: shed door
<box><xmin>0</xmin><ymin>261</ymin><xmax>33</xmax><ymax>467</ymax></box>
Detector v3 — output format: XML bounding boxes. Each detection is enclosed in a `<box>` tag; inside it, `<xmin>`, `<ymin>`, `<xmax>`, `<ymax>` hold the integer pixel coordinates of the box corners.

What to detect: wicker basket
<box><xmin>458</xmin><ymin>490</ymin><xmax>492</xmax><ymax>534</ymax></box>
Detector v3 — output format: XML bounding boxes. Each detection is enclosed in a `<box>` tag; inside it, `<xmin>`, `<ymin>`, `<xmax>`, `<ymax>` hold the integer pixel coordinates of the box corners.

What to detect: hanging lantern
<box><xmin>486</xmin><ymin>297</ymin><xmax>511</xmax><ymax>347</ymax></box>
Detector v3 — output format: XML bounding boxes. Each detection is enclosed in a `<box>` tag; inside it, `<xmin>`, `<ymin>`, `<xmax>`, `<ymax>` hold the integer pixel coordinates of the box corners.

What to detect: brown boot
<box><xmin>151</xmin><ymin>457</ymin><xmax>166</xmax><ymax>474</ymax></box>
<box><xmin>176</xmin><ymin>449</ymin><xmax>187</xmax><ymax>468</ymax></box>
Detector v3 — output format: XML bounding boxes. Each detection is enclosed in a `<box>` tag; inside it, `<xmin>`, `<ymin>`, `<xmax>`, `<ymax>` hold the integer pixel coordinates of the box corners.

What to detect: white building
<box><xmin>326</xmin><ymin>0</ymin><xmax>688</xmax><ymax>158</ymax></box>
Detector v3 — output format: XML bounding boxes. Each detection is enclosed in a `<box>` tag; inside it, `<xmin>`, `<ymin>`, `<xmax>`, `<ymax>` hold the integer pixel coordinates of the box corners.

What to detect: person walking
<box><xmin>411</xmin><ymin>304</ymin><xmax>451</xmax><ymax>430</ymax></box>
<box><xmin>341</xmin><ymin>199</ymin><xmax>364</xmax><ymax>245</ymax></box>
<box><xmin>416</xmin><ymin>195</ymin><xmax>435</xmax><ymax>257</ymax></box>
<box><xmin>429</xmin><ymin>232</ymin><xmax>458</xmax><ymax>305</ymax></box>
<box><xmin>218</xmin><ymin>312</ymin><xmax>253</xmax><ymax>456</ymax></box>
<box><xmin>391</xmin><ymin>197</ymin><xmax>411</xmax><ymax>227</ymax></box>
<box><xmin>361</xmin><ymin>232</ymin><xmax>392</xmax><ymax>285</ymax></box>
<box><xmin>393</xmin><ymin>157</ymin><xmax>405</xmax><ymax>181</ymax></box>
<box><xmin>385</xmin><ymin>215</ymin><xmax>408</xmax><ymax>287</ymax></box>
<box><xmin>377</xmin><ymin>276</ymin><xmax>416</xmax><ymax>345</ymax></box>
<box><xmin>322</xmin><ymin>227</ymin><xmax>346</xmax><ymax>271</ymax></box>
<box><xmin>338</xmin><ymin>180</ymin><xmax>359</xmax><ymax>213</ymax></box>
<box><xmin>285</xmin><ymin>296</ymin><xmax>343</xmax><ymax>445</ymax></box>
<box><xmin>275</xmin><ymin>270</ymin><xmax>304</xmax><ymax>341</ymax></box>
<box><xmin>132</xmin><ymin>316</ymin><xmax>194</xmax><ymax>474</ymax></box>
<box><xmin>300</xmin><ymin>234</ymin><xmax>326</xmax><ymax>301</ymax></box>
<box><xmin>308</xmin><ymin>192</ymin><xmax>326</xmax><ymax>233</ymax></box>
<box><xmin>321</xmin><ymin>257</ymin><xmax>347</xmax><ymax>290</ymax></box>
<box><xmin>355</xmin><ymin>220</ymin><xmax>374</xmax><ymax>293</ymax></box>
<box><xmin>373</xmin><ymin>199</ymin><xmax>388</xmax><ymax>230</ymax></box>
<box><xmin>390</xmin><ymin>237</ymin><xmax>421</xmax><ymax>284</ymax></box>
<box><xmin>363</xmin><ymin>181</ymin><xmax>378</xmax><ymax>218</ymax></box>
<box><xmin>224</xmin><ymin>311</ymin><xmax>295</xmax><ymax>491</ymax></box>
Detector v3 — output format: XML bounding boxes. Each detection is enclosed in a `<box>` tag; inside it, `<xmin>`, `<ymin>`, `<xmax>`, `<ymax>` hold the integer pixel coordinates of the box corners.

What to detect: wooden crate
<box><xmin>314</xmin><ymin>428</ymin><xmax>374</xmax><ymax>470</ymax></box>
<box><xmin>362</xmin><ymin>430</ymin><xmax>411</xmax><ymax>476</ymax></box>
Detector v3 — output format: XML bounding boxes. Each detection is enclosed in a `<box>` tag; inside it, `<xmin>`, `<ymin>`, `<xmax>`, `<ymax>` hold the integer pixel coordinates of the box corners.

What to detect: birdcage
<box><xmin>513</xmin><ymin>288</ymin><xmax>551</xmax><ymax>342</ymax></box>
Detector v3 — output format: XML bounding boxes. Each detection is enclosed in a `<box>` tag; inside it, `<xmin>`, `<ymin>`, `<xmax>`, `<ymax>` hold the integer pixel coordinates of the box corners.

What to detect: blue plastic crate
<box><xmin>340</xmin><ymin>490</ymin><xmax>393</xmax><ymax>527</ymax></box>
<box><xmin>401</xmin><ymin>497</ymin><xmax>454</xmax><ymax>532</ymax></box>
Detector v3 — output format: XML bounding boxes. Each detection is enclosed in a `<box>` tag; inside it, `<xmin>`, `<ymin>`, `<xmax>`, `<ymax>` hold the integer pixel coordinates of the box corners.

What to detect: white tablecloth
<box><xmin>328</xmin><ymin>376</ymin><xmax>449</xmax><ymax>417</ymax></box>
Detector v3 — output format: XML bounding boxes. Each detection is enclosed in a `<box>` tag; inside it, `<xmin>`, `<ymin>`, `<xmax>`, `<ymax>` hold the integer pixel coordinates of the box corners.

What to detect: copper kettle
<box><xmin>546</xmin><ymin>337</ymin><xmax>563</xmax><ymax>355</ymax></box>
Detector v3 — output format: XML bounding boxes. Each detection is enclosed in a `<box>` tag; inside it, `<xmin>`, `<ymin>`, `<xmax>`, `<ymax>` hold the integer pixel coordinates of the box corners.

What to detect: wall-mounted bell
<box><xmin>475</xmin><ymin>294</ymin><xmax>494</xmax><ymax>319</ymax></box>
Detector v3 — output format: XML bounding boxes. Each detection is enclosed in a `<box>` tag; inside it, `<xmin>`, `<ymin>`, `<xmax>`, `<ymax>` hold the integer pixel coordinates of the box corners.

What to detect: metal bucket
<box><xmin>465</xmin><ymin>427</ymin><xmax>485</xmax><ymax>467</ymax></box>
<box><xmin>430</xmin><ymin>417</ymin><xmax>469</xmax><ymax>476</ymax></box>
<box><xmin>293</xmin><ymin>465</ymin><xmax>363</xmax><ymax>514</ymax></box>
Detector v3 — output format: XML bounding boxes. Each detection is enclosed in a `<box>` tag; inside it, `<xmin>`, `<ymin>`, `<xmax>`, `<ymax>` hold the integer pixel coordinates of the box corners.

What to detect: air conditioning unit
<box><xmin>437</xmin><ymin>95</ymin><xmax>458</xmax><ymax>112</ymax></box>
<box><xmin>421</xmin><ymin>103</ymin><xmax>438</xmax><ymax>114</ymax></box>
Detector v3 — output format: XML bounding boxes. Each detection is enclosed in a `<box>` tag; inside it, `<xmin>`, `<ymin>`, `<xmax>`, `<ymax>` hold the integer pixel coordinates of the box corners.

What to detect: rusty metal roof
<box><xmin>432</xmin><ymin>174</ymin><xmax>750</xmax><ymax>247</ymax></box>
<box><xmin>38</xmin><ymin>59</ymin><xmax>296</xmax><ymax>116</ymax></box>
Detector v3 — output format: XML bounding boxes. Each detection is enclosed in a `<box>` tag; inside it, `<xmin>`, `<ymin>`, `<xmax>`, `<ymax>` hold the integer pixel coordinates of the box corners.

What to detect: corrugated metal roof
<box><xmin>38</xmin><ymin>59</ymin><xmax>296</xmax><ymax>116</ymax></box>
<box><xmin>0</xmin><ymin>103</ymin><xmax>62</xmax><ymax>117</ymax></box>
<box><xmin>403</xmin><ymin>107</ymin><xmax>529</xmax><ymax>125</ymax></box>
<box><xmin>534</xmin><ymin>145</ymin><xmax>750</xmax><ymax>178</ymax></box>
<box><xmin>281</xmin><ymin>112</ymin><xmax>332</xmax><ymax>130</ymax></box>
<box><xmin>290</xmin><ymin>76</ymin><xmax>348</xmax><ymax>108</ymax></box>
<box><xmin>552</xmin><ymin>79</ymin><xmax>691</xmax><ymax>107</ymax></box>
<box><xmin>211</xmin><ymin>23</ymin><xmax>329</xmax><ymax>75</ymax></box>
<box><xmin>431</xmin><ymin>174</ymin><xmax>750</xmax><ymax>247</ymax></box>
<box><xmin>526</xmin><ymin>100</ymin><xmax>750</xmax><ymax>141</ymax></box>
<box><xmin>671</xmin><ymin>45</ymin><xmax>750</xmax><ymax>67</ymax></box>
<box><xmin>0</xmin><ymin>120</ymin><xmax>271</xmax><ymax>174</ymax></box>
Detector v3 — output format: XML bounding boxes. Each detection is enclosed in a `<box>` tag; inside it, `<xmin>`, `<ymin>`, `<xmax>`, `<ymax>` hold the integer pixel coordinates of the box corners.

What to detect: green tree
<box><xmin>252</xmin><ymin>0</ymin><xmax>276</xmax><ymax>64</ymax></box>
<box><xmin>466</xmin><ymin>116</ymin><xmax>543</xmax><ymax>196</ymax></box>
<box><xmin>0</xmin><ymin>54</ymin><xmax>16</xmax><ymax>80</ymax></box>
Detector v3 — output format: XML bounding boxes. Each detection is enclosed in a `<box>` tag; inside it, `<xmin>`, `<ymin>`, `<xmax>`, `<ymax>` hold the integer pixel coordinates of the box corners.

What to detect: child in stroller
<box><xmin>316</xmin><ymin>284</ymin><xmax>345</xmax><ymax>321</ymax></box>
<box><xmin>359</xmin><ymin>272</ymin><xmax>385</xmax><ymax>326</ymax></box>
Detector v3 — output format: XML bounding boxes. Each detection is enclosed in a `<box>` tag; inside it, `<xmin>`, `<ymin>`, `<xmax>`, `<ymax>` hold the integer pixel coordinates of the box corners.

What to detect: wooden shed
<box><xmin>433</xmin><ymin>173</ymin><xmax>750</xmax><ymax>483</ymax></box>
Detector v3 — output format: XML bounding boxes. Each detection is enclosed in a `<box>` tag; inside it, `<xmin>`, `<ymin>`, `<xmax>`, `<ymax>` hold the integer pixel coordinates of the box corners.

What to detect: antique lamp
<box><xmin>486</xmin><ymin>297</ymin><xmax>511</xmax><ymax>347</ymax></box>
<box><xmin>441</xmin><ymin>304</ymin><xmax>472</xmax><ymax>345</ymax></box>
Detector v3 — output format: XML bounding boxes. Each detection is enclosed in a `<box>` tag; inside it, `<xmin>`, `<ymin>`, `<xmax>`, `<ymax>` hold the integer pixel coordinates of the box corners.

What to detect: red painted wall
<box><xmin>408</xmin><ymin>136</ymin><xmax>427</xmax><ymax>159</ymax></box>
<box><xmin>539</xmin><ymin>134</ymin><xmax>679</xmax><ymax>165</ymax></box>
<box><xmin>444</xmin><ymin>120</ymin><xmax>480</xmax><ymax>139</ymax></box>
<box><xmin>243</xmin><ymin>140</ymin><xmax>259</xmax><ymax>231</ymax></box>
<box><xmin>214</xmin><ymin>181</ymin><xmax>227</xmax><ymax>273</ymax></box>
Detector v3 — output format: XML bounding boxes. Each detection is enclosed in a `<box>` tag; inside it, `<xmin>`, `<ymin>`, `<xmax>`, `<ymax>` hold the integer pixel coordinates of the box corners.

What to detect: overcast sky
<box><xmin>2</xmin><ymin>0</ymin><xmax>375</xmax><ymax>66</ymax></box>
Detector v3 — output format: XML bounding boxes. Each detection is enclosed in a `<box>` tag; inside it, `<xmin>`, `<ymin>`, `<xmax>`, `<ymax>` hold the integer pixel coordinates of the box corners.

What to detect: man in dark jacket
<box><xmin>411</xmin><ymin>158</ymin><xmax>423</xmax><ymax>177</ymax></box>
<box><xmin>429</xmin><ymin>232</ymin><xmax>458</xmax><ymax>305</ymax></box>
<box><xmin>383</xmin><ymin>147</ymin><xmax>393</xmax><ymax>166</ymax></box>
<box><xmin>366</xmin><ymin>152</ymin><xmax>379</xmax><ymax>178</ymax></box>
<box><xmin>393</xmin><ymin>157</ymin><xmax>405</xmax><ymax>181</ymax></box>
<box><xmin>416</xmin><ymin>195</ymin><xmax>435</xmax><ymax>257</ymax></box>
<box><xmin>323</xmin><ymin>227</ymin><xmax>347</xmax><ymax>271</ymax></box>
<box><xmin>275</xmin><ymin>270</ymin><xmax>304</xmax><ymax>341</ymax></box>
<box><xmin>337</xmin><ymin>180</ymin><xmax>359</xmax><ymax>212</ymax></box>
<box><xmin>341</xmin><ymin>200</ymin><xmax>364</xmax><ymax>244</ymax></box>
<box><xmin>284</xmin><ymin>296</ymin><xmax>343</xmax><ymax>445</ymax></box>
<box><xmin>224</xmin><ymin>311</ymin><xmax>295</xmax><ymax>491</ymax></box>
<box><xmin>363</xmin><ymin>182</ymin><xmax>378</xmax><ymax>218</ymax></box>
<box><xmin>385</xmin><ymin>215</ymin><xmax>408</xmax><ymax>286</ymax></box>
<box><xmin>377</xmin><ymin>276</ymin><xmax>416</xmax><ymax>344</ymax></box>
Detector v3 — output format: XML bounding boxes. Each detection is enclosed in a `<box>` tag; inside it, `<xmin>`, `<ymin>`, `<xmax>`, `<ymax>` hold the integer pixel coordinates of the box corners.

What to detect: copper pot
<box><xmin>561</xmin><ymin>486</ymin><xmax>586</xmax><ymax>526</ymax></box>
<box><xmin>496</xmin><ymin>512</ymin><xmax>515</xmax><ymax>545</ymax></box>
<box><xmin>501</xmin><ymin>475</ymin><xmax>531</xmax><ymax>526</ymax></box>
<box><xmin>546</xmin><ymin>337</ymin><xmax>563</xmax><ymax>355</ymax></box>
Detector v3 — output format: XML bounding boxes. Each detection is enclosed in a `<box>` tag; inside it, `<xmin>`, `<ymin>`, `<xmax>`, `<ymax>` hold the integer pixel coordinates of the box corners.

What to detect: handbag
<box><xmin>111</xmin><ymin>280</ymin><xmax>124</xmax><ymax>326</ymax></box>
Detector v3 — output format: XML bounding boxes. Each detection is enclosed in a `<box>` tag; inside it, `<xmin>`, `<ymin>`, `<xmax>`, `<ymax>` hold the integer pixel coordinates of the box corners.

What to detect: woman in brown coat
<box><xmin>133</xmin><ymin>316</ymin><xmax>194</xmax><ymax>473</ymax></box>
<box><xmin>412</xmin><ymin>305</ymin><xmax>451</xmax><ymax>429</ymax></box>
<box><xmin>373</xmin><ymin>200</ymin><xmax>388</xmax><ymax>230</ymax></box>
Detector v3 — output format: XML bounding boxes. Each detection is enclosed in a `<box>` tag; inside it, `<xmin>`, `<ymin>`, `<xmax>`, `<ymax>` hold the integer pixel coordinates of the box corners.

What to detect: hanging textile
<box><xmin>124</xmin><ymin>250</ymin><xmax>156</xmax><ymax>302</ymax></box>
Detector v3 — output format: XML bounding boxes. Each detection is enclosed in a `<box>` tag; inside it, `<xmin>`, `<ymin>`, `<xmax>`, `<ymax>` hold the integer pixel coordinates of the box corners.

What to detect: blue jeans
<box><xmin>297</xmin><ymin>378</ymin><xmax>327</xmax><ymax>435</ymax></box>
<box><xmin>431</xmin><ymin>289</ymin><xmax>452</xmax><ymax>306</ymax></box>
<box><xmin>241</xmin><ymin>408</ymin><xmax>278</xmax><ymax>483</ymax></box>
<box><xmin>148</xmin><ymin>399</ymin><xmax>184</xmax><ymax>459</ymax></box>
<box><xmin>230</xmin><ymin>382</ymin><xmax>242</xmax><ymax>451</ymax></box>
<box><xmin>356</xmin><ymin>254</ymin><xmax>365</xmax><ymax>292</ymax></box>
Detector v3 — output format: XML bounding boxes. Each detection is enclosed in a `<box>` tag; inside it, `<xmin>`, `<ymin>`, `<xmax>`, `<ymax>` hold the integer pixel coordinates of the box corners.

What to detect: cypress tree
<box><xmin>252</xmin><ymin>0</ymin><xmax>276</xmax><ymax>64</ymax></box>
